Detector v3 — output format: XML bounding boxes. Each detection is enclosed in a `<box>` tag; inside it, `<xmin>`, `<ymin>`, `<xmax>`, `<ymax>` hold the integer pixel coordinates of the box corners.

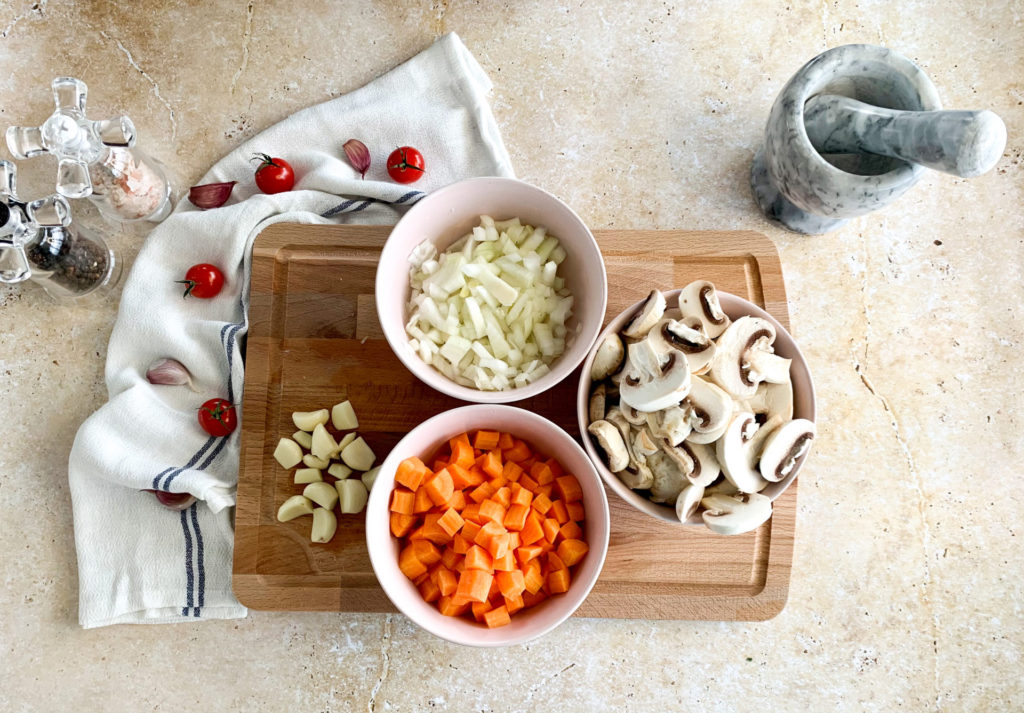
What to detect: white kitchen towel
<box><xmin>68</xmin><ymin>33</ymin><xmax>514</xmax><ymax>628</ymax></box>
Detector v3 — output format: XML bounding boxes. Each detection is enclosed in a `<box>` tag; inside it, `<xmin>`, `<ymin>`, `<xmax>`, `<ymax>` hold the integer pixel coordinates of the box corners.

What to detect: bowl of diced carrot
<box><xmin>365</xmin><ymin>404</ymin><xmax>610</xmax><ymax>647</ymax></box>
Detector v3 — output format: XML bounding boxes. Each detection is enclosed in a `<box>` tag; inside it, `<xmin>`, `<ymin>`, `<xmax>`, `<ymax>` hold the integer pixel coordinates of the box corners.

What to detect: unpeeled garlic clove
<box><xmin>146</xmin><ymin>358</ymin><xmax>196</xmax><ymax>390</ymax></box>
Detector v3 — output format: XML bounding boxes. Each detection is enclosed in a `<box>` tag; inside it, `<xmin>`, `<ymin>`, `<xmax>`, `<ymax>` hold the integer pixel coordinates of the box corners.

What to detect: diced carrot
<box><xmin>550</xmin><ymin>499</ymin><xmax>570</xmax><ymax>525</ymax></box>
<box><xmin>469</xmin><ymin>481</ymin><xmax>496</xmax><ymax>503</ymax></box>
<box><xmin>460</xmin><ymin>520</ymin><xmax>482</xmax><ymax>543</ymax></box>
<box><xmin>461</xmin><ymin>503</ymin><xmax>483</xmax><ymax>524</ymax></box>
<box><xmin>436</xmin><ymin>507</ymin><xmax>465</xmax><ymax>538</ymax></box>
<box><xmin>530</xmin><ymin>462</ymin><xmax>554</xmax><ymax>485</ymax></box>
<box><xmin>567</xmin><ymin>501</ymin><xmax>585</xmax><ymax>521</ymax></box>
<box><xmin>518</xmin><ymin>474</ymin><xmax>539</xmax><ymax>492</ymax></box>
<box><xmin>395</xmin><ymin>457</ymin><xmax>431</xmax><ymax>491</ymax></box>
<box><xmin>455</xmin><ymin>569</ymin><xmax>493</xmax><ymax>603</ymax></box>
<box><xmin>496</xmin><ymin>569</ymin><xmax>526</xmax><ymax>598</ymax></box>
<box><xmin>413</xmin><ymin>571</ymin><xmax>430</xmax><ymax>587</ymax></box>
<box><xmin>431</xmin><ymin>458</ymin><xmax>448</xmax><ymax>473</ymax></box>
<box><xmin>486</xmin><ymin>532</ymin><xmax>510</xmax><ymax>560</ymax></box>
<box><xmin>488</xmin><ymin>575</ymin><xmax>502</xmax><ymax>601</ymax></box>
<box><xmin>537</xmin><ymin>540</ymin><xmax>555</xmax><ymax>555</ymax></box>
<box><xmin>449</xmin><ymin>432</ymin><xmax>471</xmax><ymax>449</ymax></box>
<box><xmin>454</xmin><ymin>557</ymin><xmax>466</xmax><ymax>574</ymax></box>
<box><xmin>483</xmin><ymin>605</ymin><xmax>511</xmax><ymax>628</ymax></box>
<box><xmin>542</xmin><ymin>518</ymin><xmax>561</xmax><ymax>544</ymax></box>
<box><xmin>504</xmin><ymin>593</ymin><xmax>525</xmax><ymax>615</ymax></box>
<box><xmin>419</xmin><ymin>577</ymin><xmax>441</xmax><ymax>603</ymax></box>
<box><xmin>488</xmin><ymin>475</ymin><xmax>508</xmax><ymax>491</ymax></box>
<box><xmin>511</xmin><ymin>486</ymin><xmax>532</xmax><ymax>508</ymax></box>
<box><xmin>411</xmin><ymin>539</ymin><xmax>442</xmax><ymax>566</ymax></box>
<box><xmin>471</xmin><ymin>600</ymin><xmax>492</xmax><ymax>622</ymax></box>
<box><xmin>480</xmin><ymin>450</ymin><xmax>503</xmax><ymax>479</ymax></box>
<box><xmin>492</xmin><ymin>486</ymin><xmax>512</xmax><ymax>509</ymax></box>
<box><xmin>520</xmin><ymin>511</ymin><xmax>545</xmax><ymax>545</ymax></box>
<box><xmin>559</xmin><ymin>520</ymin><xmax>583</xmax><ymax>542</ymax></box>
<box><xmin>474</xmin><ymin>520</ymin><xmax>506</xmax><ymax>550</ymax></box>
<box><xmin>546</xmin><ymin>458</ymin><xmax>565</xmax><ymax>478</ymax></box>
<box><xmin>508</xmin><ymin>532</ymin><xmax>521</xmax><ymax>549</ymax></box>
<box><xmin>519</xmin><ymin>456</ymin><xmax>537</xmax><ymax>471</ymax></box>
<box><xmin>555</xmin><ymin>474</ymin><xmax>583</xmax><ymax>502</ymax></box>
<box><xmin>522</xmin><ymin>559</ymin><xmax>545</xmax><ymax>594</ymax></box>
<box><xmin>531</xmin><ymin>492</ymin><xmax>553</xmax><ymax>516</ymax></box>
<box><xmin>448</xmin><ymin>463</ymin><xmax>476</xmax><ymax>490</ymax></box>
<box><xmin>465</xmin><ymin>545</ymin><xmax>494</xmax><ymax>572</ymax></box>
<box><xmin>492</xmin><ymin>550</ymin><xmax>516</xmax><ymax>571</ymax></box>
<box><xmin>441</xmin><ymin>545</ymin><xmax>460</xmax><ymax>570</ymax></box>
<box><xmin>442</xmin><ymin>489</ymin><xmax>467</xmax><ymax>512</ymax></box>
<box><xmin>468</xmin><ymin>466</ymin><xmax>488</xmax><ymax>486</ymax></box>
<box><xmin>438</xmin><ymin>595</ymin><xmax>469</xmax><ymax>617</ymax></box>
<box><xmin>478</xmin><ymin>499</ymin><xmax>506</xmax><ymax>526</ymax></box>
<box><xmin>557</xmin><ymin>539</ymin><xmax>590</xmax><ymax>567</ymax></box>
<box><xmin>522</xmin><ymin>589</ymin><xmax>548</xmax><ymax>608</ymax></box>
<box><xmin>535</xmin><ymin>484</ymin><xmax>554</xmax><ymax>499</ymax></box>
<box><xmin>421</xmin><ymin>513</ymin><xmax>454</xmax><ymax>544</ymax></box>
<box><xmin>502</xmin><ymin>461</ymin><xmax>524</xmax><ymax>482</ymax></box>
<box><xmin>437</xmin><ymin>567</ymin><xmax>458</xmax><ymax>597</ymax></box>
<box><xmin>547</xmin><ymin>568</ymin><xmax>570</xmax><ymax>594</ymax></box>
<box><xmin>547</xmin><ymin>551</ymin><xmax>567</xmax><ymax>572</ymax></box>
<box><xmin>504</xmin><ymin>440</ymin><xmax>531</xmax><ymax>462</ymax></box>
<box><xmin>390</xmin><ymin>488</ymin><xmax>415</xmax><ymax>515</ymax></box>
<box><xmin>423</xmin><ymin>468</ymin><xmax>454</xmax><ymax>506</ymax></box>
<box><xmin>407</xmin><ymin>525</ymin><xmax>426</xmax><ymax>541</ymax></box>
<box><xmin>399</xmin><ymin>544</ymin><xmax>428</xmax><ymax>580</ymax></box>
<box><xmin>450</xmin><ymin>438</ymin><xmax>475</xmax><ymax>469</ymax></box>
<box><xmin>473</xmin><ymin>430</ymin><xmax>500</xmax><ymax>451</ymax></box>
<box><xmin>390</xmin><ymin>512</ymin><xmax>417</xmax><ymax>538</ymax></box>
<box><xmin>516</xmin><ymin>545</ymin><xmax>544</xmax><ymax>566</ymax></box>
<box><xmin>413</xmin><ymin>487</ymin><xmax>433</xmax><ymax>513</ymax></box>
<box><xmin>503</xmin><ymin>504</ymin><xmax>529</xmax><ymax>531</ymax></box>
<box><xmin>498</xmin><ymin>432</ymin><xmax>515</xmax><ymax>450</ymax></box>
<box><xmin>452</xmin><ymin>532</ymin><xmax>471</xmax><ymax>555</ymax></box>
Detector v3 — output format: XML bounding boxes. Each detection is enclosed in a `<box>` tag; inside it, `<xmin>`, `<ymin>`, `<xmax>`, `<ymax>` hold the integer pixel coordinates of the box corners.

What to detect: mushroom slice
<box><xmin>678</xmin><ymin>280</ymin><xmax>731</xmax><ymax>339</ymax></box>
<box><xmin>682</xmin><ymin>376</ymin><xmax>733</xmax><ymax>444</ymax></box>
<box><xmin>675</xmin><ymin>482</ymin><xmax>705</xmax><ymax>522</ymax></box>
<box><xmin>759</xmin><ymin>418</ymin><xmax>816</xmax><ymax>482</ymax></box>
<box><xmin>590</xmin><ymin>333</ymin><xmax>625</xmax><ymax>380</ymax></box>
<box><xmin>715</xmin><ymin>412</ymin><xmax>768</xmax><ymax>494</ymax></box>
<box><xmin>652</xmin><ymin>404</ymin><xmax>692</xmax><ymax>445</ymax></box>
<box><xmin>658</xmin><ymin>437</ymin><xmax>695</xmax><ymax>475</ymax></box>
<box><xmin>620</xmin><ymin>403</ymin><xmax>647</xmax><ymax>426</ymax></box>
<box><xmin>747</xmin><ymin>349</ymin><xmax>791</xmax><ymax>384</ymax></box>
<box><xmin>633</xmin><ymin>428</ymin><xmax>661</xmax><ymax>460</ymax></box>
<box><xmin>647</xmin><ymin>451</ymin><xmax>688</xmax><ymax>504</ymax></box>
<box><xmin>618</xmin><ymin>462</ymin><xmax>654</xmax><ymax>490</ymax></box>
<box><xmin>589</xmin><ymin>382</ymin><xmax>607</xmax><ymax>424</ymax></box>
<box><xmin>649</xmin><ymin>316</ymin><xmax>717</xmax><ymax>374</ymax></box>
<box><xmin>748</xmin><ymin>380</ymin><xmax>794</xmax><ymax>422</ymax></box>
<box><xmin>588</xmin><ymin>420</ymin><xmax>630</xmax><ymax>472</ymax></box>
<box><xmin>704</xmin><ymin>475</ymin><xmax>740</xmax><ymax>496</ymax></box>
<box><xmin>619</xmin><ymin>339</ymin><xmax>691</xmax><ymax>412</ymax></box>
<box><xmin>622</xmin><ymin>289</ymin><xmax>667</xmax><ymax>339</ymax></box>
<box><xmin>746</xmin><ymin>413</ymin><xmax>786</xmax><ymax>467</ymax></box>
<box><xmin>701</xmin><ymin>492</ymin><xmax>772</xmax><ymax>535</ymax></box>
<box><xmin>682</xmin><ymin>440</ymin><xmax>720</xmax><ymax>487</ymax></box>
<box><xmin>709</xmin><ymin>316</ymin><xmax>778</xmax><ymax>399</ymax></box>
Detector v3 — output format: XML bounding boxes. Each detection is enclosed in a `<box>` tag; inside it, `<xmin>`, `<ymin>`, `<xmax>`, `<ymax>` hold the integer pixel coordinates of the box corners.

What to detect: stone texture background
<box><xmin>0</xmin><ymin>1</ymin><xmax>1021</xmax><ymax>711</ymax></box>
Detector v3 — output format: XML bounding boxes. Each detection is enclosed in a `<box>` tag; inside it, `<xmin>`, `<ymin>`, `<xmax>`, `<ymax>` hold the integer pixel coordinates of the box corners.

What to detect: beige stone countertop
<box><xmin>1</xmin><ymin>2</ymin><xmax>1021</xmax><ymax>711</ymax></box>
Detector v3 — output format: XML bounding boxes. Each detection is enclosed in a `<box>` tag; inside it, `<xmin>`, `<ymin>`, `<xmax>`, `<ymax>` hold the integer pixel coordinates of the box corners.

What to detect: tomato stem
<box><xmin>252</xmin><ymin>152</ymin><xmax>279</xmax><ymax>168</ymax></box>
<box><xmin>176</xmin><ymin>279</ymin><xmax>198</xmax><ymax>298</ymax></box>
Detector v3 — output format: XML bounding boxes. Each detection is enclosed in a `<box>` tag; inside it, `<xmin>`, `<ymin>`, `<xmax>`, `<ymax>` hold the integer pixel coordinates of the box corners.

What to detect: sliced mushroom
<box><xmin>606</xmin><ymin>410</ymin><xmax>650</xmax><ymax>479</ymax></box>
<box><xmin>620</xmin><ymin>403</ymin><xmax>647</xmax><ymax>426</ymax></box>
<box><xmin>648</xmin><ymin>316</ymin><xmax>717</xmax><ymax>374</ymax></box>
<box><xmin>658</xmin><ymin>437</ymin><xmax>695</xmax><ymax>475</ymax></box>
<box><xmin>682</xmin><ymin>375</ymin><xmax>733</xmax><ymax>443</ymax></box>
<box><xmin>715</xmin><ymin>412</ymin><xmax>768</xmax><ymax>494</ymax></box>
<box><xmin>704</xmin><ymin>475</ymin><xmax>740</xmax><ymax>496</ymax></box>
<box><xmin>701</xmin><ymin>492</ymin><xmax>772</xmax><ymax>535</ymax></box>
<box><xmin>647</xmin><ymin>451</ymin><xmax>688</xmax><ymax>504</ymax></box>
<box><xmin>747</xmin><ymin>348</ymin><xmax>792</xmax><ymax>384</ymax></box>
<box><xmin>746</xmin><ymin>413</ymin><xmax>786</xmax><ymax>467</ymax></box>
<box><xmin>618</xmin><ymin>462</ymin><xmax>654</xmax><ymax>490</ymax></box>
<box><xmin>682</xmin><ymin>440</ymin><xmax>720</xmax><ymax>487</ymax></box>
<box><xmin>633</xmin><ymin>428</ymin><xmax>660</xmax><ymax>460</ymax></box>
<box><xmin>747</xmin><ymin>380</ymin><xmax>794</xmax><ymax>422</ymax></box>
<box><xmin>708</xmin><ymin>316</ymin><xmax>778</xmax><ymax>399</ymax></box>
<box><xmin>675</xmin><ymin>482</ymin><xmax>705</xmax><ymax>521</ymax></box>
<box><xmin>588</xmin><ymin>420</ymin><xmax>630</xmax><ymax>472</ymax></box>
<box><xmin>622</xmin><ymin>290</ymin><xmax>667</xmax><ymax>339</ymax></box>
<box><xmin>589</xmin><ymin>382</ymin><xmax>607</xmax><ymax>424</ymax></box>
<box><xmin>678</xmin><ymin>280</ymin><xmax>730</xmax><ymax>339</ymax></box>
<box><xmin>649</xmin><ymin>404</ymin><xmax>692</xmax><ymax>445</ymax></box>
<box><xmin>619</xmin><ymin>339</ymin><xmax>691</xmax><ymax>412</ymax></box>
<box><xmin>759</xmin><ymin>418</ymin><xmax>816</xmax><ymax>482</ymax></box>
<box><xmin>590</xmin><ymin>333</ymin><xmax>625</xmax><ymax>380</ymax></box>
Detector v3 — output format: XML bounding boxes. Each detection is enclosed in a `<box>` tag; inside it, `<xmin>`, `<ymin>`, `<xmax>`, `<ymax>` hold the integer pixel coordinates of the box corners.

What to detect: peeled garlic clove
<box><xmin>303</xmin><ymin>481</ymin><xmax>339</xmax><ymax>509</ymax></box>
<box><xmin>293</xmin><ymin>409</ymin><xmax>330</xmax><ymax>432</ymax></box>
<box><xmin>331</xmin><ymin>400</ymin><xmax>359</xmax><ymax>430</ymax></box>
<box><xmin>328</xmin><ymin>463</ymin><xmax>353</xmax><ymax>480</ymax></box>
<box><xmin>303</xmin><ymin>453</ymin><xmax>329</xmax><ymax>469</ymax></box>
<box><xmin>294</xmin><ymin>468</ymin><xmax>322</xmax><ymax>484</ymax></box>
<box><xmin>341</xmin><ymin>436</ymin><xmax>375</xmax><ymax>471</ymax></box>
<box><xmin>332</xmin><ymin>432</ymin><xmax>357</xmax><ymax>458</ymax></box>
<box><xmin>311</xmin><ymin>423</ymin><xmax>339</xmax><ymax>460</ymax></box>
<box><xmin>337</xmin><ymin>478</ymin><xmax>368</xmax><ymax>514</ymax></box>
<box><xmin>277</xmin><ymin>494</ymin><xmax>314</xmax><ymax>522</ymax></box>
<box><xmin>361</xmin><ymin>466</ymin><xmax>380</xmax><ymax>492</ymax></box>
<box><xmin>273</xmin><ymin>438</ymin><xmax>304</xmax><ymax>469</ymax></box>
<box><xmin>293</xmin><ymin>430</ymin><xmax>313</xmax><ymax>450</ymax></box>
<box><xmin>310</xmin><ymin>507</ymin><xmax>338</xmax><ymax>543</ymax></box>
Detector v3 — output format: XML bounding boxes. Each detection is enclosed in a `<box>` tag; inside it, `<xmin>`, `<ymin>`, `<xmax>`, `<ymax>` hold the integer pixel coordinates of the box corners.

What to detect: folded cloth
<box><xmin>68</xmin><ymin>33</ymin><xmax>514</xmax><ymax>628</ymax></box>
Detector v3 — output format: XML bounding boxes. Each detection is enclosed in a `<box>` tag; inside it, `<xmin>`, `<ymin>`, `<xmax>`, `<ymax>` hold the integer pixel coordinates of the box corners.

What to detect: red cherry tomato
<box><xmin>197</xmin><ymin>398</ymin><xmax>237</xmax><ymax>437</ymax></box>
<box><xmin>386</xmin><ymin>146</ymin><xmax>425</xmax><ymax>184</ymax></box>
<box><xmin>178</xmin><ymin>263</ymin><xmax>225</xmax><ymax>298</ymax></box>
<box><xmin>253</xmin><ymin>153</ymin><xmax>295</xmax><ymax>194</ymax></box>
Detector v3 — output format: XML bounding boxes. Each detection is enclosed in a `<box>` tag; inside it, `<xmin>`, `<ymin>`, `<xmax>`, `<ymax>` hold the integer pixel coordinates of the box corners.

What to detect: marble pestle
<box><xmin>803</xmin><ymin>94</ymin><xmax>1007</xmax><ymax>177</ymax></box>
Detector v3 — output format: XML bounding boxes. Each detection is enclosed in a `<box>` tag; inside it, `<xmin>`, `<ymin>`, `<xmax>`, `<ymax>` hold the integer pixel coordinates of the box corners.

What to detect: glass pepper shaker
<box><xmin>6</xmin><ymin>76</ymin><xmax>172</xmax><ymax>224</ymax></box>
<box><xmin>0</xmin><ymin>160</ymin><xmax>121</xmax><ymax>299</ymax></box>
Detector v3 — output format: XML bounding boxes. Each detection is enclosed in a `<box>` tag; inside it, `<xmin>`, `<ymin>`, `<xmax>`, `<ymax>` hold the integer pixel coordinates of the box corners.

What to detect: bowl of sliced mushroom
<box><xmin>576</xmin><ymin>281</ymin><xmax>816</xmax><ymax>535</ymax></box>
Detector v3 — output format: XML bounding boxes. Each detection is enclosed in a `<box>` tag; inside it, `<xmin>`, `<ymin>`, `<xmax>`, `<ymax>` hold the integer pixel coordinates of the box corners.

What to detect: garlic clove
<box><xmin>331</xmin><ymin>400</ymin><xmax>359</xmax><ymax>431</ymax></box>
<box><xmin>310</xmin><ymin>507</ymin><xmax>338</xmax><ymax>543</ymax></box>
<box><xmin>277</xmin><ymin>494</ymin><xmax>314</xmax><ymax>522</ymax></box>
<box><xmin>293</xmin><ymin>409</ymin><xmax>330</xmax><ymax>432</ymax></box>
<box><xmin>146</xmin><ymin>358</ymin><xmax>196</xmax><ymax>390</ymax></box>
<box><xmin>303</xmin><ymin>481</ymin><xmax>339</xmax><ymax>509</ymax></box>
<box><xmin>341</xmin><ymin>436</ymin><xmax>375</xmax><ymax>471</ymax></box>
<box><xmin>310</xmin><ymin>423</ymin><xmax>339</xmax><ymax>460</ymax></box>
<box><xmin>342</xmin><ymin>139</ymin><xmax>371</xmax><ymax>179</ymax></box>
<box><xmin>293</xmin><ymin>430</ymin><xmax>313</xmax><ymax>450</ymax></box>
<box><xmin>303</xmin><ymin>453</ymin><xmax>330</xmax><ymax>469</ymax></box>
<box><xmin>145</xmin><ymin>490</ymin><xmax>197</xmax><ymax>511</ymax></box>
<box><xmin>188</xmin><ymin>181</ymin><xmax>237</xmax><ymax>210</ymax></box>
<box><xmin>360</xmin><ymin>466</ymin><xmax>380</xmax><ymax>492</ymax></box>
<box><xmin>328</xmin><ymin>463</ymin><xmax>353</xmax><ymax>480</ymax></box>
<box><xmin>337</xmin><ymin>479</ymin><xmax>368</xmax><ymax>514</ymax></box>
<box><xmin>294</xmin><ymin>468</ymin><xmax>322</xmax><ymax>484</ymax></box>
<box><xmin>273</xmin><ymin>438</ymin><xmax>304</xmax><ymax>469</ymax></box>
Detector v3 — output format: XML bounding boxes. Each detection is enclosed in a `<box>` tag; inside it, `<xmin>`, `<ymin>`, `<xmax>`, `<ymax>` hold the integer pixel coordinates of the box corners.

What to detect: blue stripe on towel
<box><xmin>320</xmin><ymin>189</ymin><xmax>426</xmax><ymax>218</ymax></box>
<box><xmin>180</xmin><ymin>507</ymin><xmax>194</xmax><ymax>617</ymax></box>
<box><xmin>190</xmin><ymin>504</ymin><xmax>205</xmax><ymax>617</ymax></box>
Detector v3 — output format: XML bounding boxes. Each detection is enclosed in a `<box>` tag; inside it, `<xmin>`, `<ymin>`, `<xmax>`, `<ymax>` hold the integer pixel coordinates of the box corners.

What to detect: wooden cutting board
<box><xmin>234</xmin><ymin>224</ymin><xmax>796</xmax><ymax>620</ymax></box>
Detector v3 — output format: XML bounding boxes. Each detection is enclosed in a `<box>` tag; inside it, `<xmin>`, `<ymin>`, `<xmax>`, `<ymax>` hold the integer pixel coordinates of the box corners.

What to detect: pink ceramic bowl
<box><xmin>375</xmin><ymin>177</ymin><xmax>607</xmax><ymax>403</ymax></box>
<box><xmin>365</xmin><ymin>404</ymin><xmax>610</xmax><ymax>647</ymax></box>
<box><xmin>576</xmin><ymin>290</ymin><xmax>816</xmax><ymax>525</ymax></box>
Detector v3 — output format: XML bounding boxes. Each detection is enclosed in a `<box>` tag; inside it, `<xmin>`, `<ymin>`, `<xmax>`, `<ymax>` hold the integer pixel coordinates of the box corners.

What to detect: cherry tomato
<box><xmin>386</xmin><ymin>146</ymin><xmax>425</xmax><ymax>184</ymax></box>
<box><xmin>178</xmin><ymin>263</ymin><xmax>225</xmax><ymax>299</ymax></box>
<box><xmin>197</xmin><ymin>398</ymin><xmax>237</xmax><ymax>437</ymax></box>
<box><xmin>253</xmin><ymin>153</ymin><xmax>295</xmax><ymax>194</ymax></box>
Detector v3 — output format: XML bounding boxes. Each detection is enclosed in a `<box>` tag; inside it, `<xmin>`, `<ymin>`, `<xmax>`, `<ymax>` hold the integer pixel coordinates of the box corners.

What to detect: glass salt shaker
<box><xmin>0</xmin><ymin>160</ymin><xmax>121</xmax><ymax>300</ymax></box>
<box><xmin>6</xmin><ymin>76</ymin><xmax>172</xmax><ymax>224</ymax></box>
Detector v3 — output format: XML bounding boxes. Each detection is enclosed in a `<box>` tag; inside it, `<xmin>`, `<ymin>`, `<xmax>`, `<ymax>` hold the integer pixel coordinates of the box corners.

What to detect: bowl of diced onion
<box><xmin>376</xmin><ymin>177</ymin><xmax>608</xmax><ymax>403</ymax></box>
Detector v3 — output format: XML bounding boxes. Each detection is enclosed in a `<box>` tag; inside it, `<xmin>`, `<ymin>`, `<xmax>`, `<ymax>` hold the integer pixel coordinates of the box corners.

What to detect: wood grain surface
<box><xmin>234</xmin><ymin>223</ymin><xmax>796</xmax><ymax>620</ymax></box>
